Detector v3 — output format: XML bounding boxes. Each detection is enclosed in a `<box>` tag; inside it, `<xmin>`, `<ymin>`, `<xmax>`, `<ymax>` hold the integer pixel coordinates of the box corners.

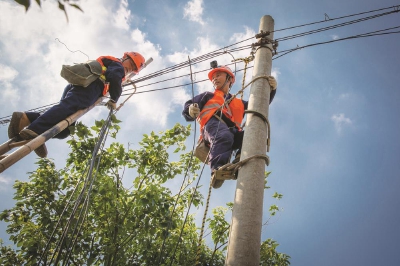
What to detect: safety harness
<box><xmin>197</xmin><ymin>90</ymin><xmax>245</xmax><ymax>133</ymax></box>
<box><xmin>96</xmin><ymin>56</ymin><xmax>123</xmax><ymax>96</ymax></box>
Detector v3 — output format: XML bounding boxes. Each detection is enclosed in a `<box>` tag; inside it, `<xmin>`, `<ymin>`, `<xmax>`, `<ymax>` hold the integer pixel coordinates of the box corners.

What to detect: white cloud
<box><xmin>331</xmin><ymin>34</ymin><xmax>339</xmax><ymax>40</ymax></box>
<box><xmin>0</xmin><ymin>0</ymin><xmax>166</xmax><ymax>121</ymax></box>
<box><xmin>331</xmin><ymin>113</ymin><xmax>352</xmax><ymax>134</ymax></box>
<box><xmin>0</xmin><ymin>64</ymin><xmax>20</xmax><ymax>106</ymax></box>
<box><xmin>271</xmin><ymin>68</ymin><xmax>280</xmax><ymax>81</ymax></box>
<box><xmin>113</xmin><ymin>0</ymin><xmax>131</xmax><ymax>30</ymax></box>
<box><xmin>183</xmin><ymin>0</ymin><xmax>205</xmax><ymax>25</ymax></box>
<box><xmin>0</xmin><ymin>175</ymin><xmax>11</xmax><ymax>188</ymax></box>
<box><xmin>229</xmin><ymin>26</ymin><xmax>256</xmax><ymax>44</ymax></box>
<box><xmin>0</xmin><ymin>64</ymin><xmax>18</xmax><ymax>82</ymax></box>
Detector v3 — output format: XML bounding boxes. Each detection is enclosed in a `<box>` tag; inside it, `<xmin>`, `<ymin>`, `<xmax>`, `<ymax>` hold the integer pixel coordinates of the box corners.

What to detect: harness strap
<box><xmin>214</xmin><ymin>111</ymin><xmax>237</xmax><ymax>128</ymax></box>
<box><xmin>96</xmin><ymin>56</ymin><xmax>121</xmax><ymax>96</ymax></box>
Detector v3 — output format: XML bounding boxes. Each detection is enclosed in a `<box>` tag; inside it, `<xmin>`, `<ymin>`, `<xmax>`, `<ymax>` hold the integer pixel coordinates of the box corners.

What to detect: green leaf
<box><xmin>57</xmin><ymin>1</ymin><xmax>69</xmax><ymax>22</ymax></box>
<box><xmin>69</xmin><ymin>3</ymin><xmax>83</xmax><ymax>12</ymax></box>
<box><xmin>15</xmin><ymin>0</ymin><xmax>30</xmax><ymax>11</ymax></box>
<box><xmin>0</xmin><ymin>122</ymin><xmax>287</xmax><ymax>265</ymax></box>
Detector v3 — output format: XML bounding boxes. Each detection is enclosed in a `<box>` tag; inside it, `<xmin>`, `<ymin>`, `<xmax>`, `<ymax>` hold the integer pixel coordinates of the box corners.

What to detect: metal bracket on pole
<box><xmin>252</xmin><ymin>38</ymin><xmax>278</xmax><ymax>56</ymax></box>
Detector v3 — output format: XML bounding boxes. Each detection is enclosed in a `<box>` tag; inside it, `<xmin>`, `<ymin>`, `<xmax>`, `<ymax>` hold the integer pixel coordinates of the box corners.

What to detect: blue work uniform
<box><xmin>25</xmin><ymin>58</ymin><xmax>125</xmax><ymax>139</ymax></box>
<box><xmin>182</xmin><ymin>89</ymin><xmax>276</xmax><ymax>171</ymax></box>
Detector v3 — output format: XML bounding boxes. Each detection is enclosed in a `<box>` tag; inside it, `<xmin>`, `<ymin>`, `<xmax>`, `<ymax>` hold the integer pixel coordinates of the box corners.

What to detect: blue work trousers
<box><xmin>203</xmin><ymin>117</ymin><xmax>243</xmax><ymax>171</ymax></box>
<box><xmin>26</xmin><ymin>82</ymin><xmax>103</xmax><ymax>139</ymax></box>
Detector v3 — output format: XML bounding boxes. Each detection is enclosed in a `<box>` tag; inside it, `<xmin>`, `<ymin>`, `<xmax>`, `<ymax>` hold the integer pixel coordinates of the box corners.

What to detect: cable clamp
<box><xmin>255</xmin><ymin>30</ymin><xmax>270</xmax><ymax>38</ymax></box>
<box><xmin>252</xmin><ymin>38</ymin><xmax>278</xmax><ymax>55</ymax></box>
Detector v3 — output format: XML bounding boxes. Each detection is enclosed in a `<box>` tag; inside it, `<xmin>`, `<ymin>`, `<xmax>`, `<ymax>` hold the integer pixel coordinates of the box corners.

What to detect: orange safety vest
<box><xmin>96</xmin><ymin>56</ymin><xmax>123</xmax><ymax>96</ymax></box>
<box><xmin>197</xmin><ymin>90</ymin><xmax>244</xmax><ymax>132</ymax></box>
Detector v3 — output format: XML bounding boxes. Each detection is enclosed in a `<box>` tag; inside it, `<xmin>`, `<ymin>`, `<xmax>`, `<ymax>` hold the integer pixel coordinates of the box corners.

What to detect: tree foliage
<box><xmin>0</xmin><ymin>119</ymin><xmax>290</xmax><ymax>265</ymax></box>
<box><xmin>14</xmin><ymin>0</ymin><xmax>83</xmax><ymax>21</ymax></box>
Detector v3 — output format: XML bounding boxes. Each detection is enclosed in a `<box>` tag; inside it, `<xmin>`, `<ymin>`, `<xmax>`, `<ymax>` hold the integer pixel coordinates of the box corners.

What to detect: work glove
<box><xmin>106</xmin><ymin>100</ymin><xmax>117</xmax><ymax>110</ymax></box>
<box><xmin>267</xmin><ymin>76</ymin><xmax>277</xmax><ymax>90</ymax></box>
<box><xmin>189</xmin><ymin>103</ymin><xmax>200</xmax><ymax>118</ymax></box>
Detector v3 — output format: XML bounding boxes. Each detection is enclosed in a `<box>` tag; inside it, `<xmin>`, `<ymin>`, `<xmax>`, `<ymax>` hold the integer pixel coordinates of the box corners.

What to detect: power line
<box><xmin>273</xmin><ymin>5</ymin><xmax>399</xmax><ymax>33</ymax></box>
<box><xmin>273</xmin><ymin>26</ymin><xmax>400</xmax><ymax>60</ymax></box>
<box><xmin>1</xmin><ymin>6</ymin><xmax>399</xmax><ymax>126</ymax></box>
<box><xmin>275</xmin><ymin>9</ymin><xmax>400</xmax><ymax>42</ymax></box>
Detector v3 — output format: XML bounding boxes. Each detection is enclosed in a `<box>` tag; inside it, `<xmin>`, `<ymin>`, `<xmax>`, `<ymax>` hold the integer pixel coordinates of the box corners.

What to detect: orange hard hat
<box><xmin>208</xmin><ymin>65</ymin><xmax>235</xmax><ymax>85</ymax></box>
<box><xmin>123</xmin><ymin>52</ymin><xmax>145</xmax><ymax>74</ymax></box>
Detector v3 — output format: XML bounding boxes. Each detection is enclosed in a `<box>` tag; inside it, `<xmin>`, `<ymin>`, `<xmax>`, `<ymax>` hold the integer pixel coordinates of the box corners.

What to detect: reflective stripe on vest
<box><xmin>96</xmin><ymin>56</ymin><xmax>122</xmax><ymax>96</ymax></box>
<box><xmin>198</xmin><ymin>90</ymin><xmax>244</xmax><ymax>132</ymax></box>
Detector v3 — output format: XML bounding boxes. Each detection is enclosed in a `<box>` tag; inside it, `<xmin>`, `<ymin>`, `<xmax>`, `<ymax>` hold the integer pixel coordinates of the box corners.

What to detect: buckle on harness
<box><xmin>102</xmin><ymin>82</ymin><xmax>110</xmax><ymax>96</ymax></box>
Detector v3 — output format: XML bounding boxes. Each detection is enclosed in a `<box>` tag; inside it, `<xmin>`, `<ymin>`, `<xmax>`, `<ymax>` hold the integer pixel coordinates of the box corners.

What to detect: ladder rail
<box><xmin>0</xmin><ymin>97</ymin><xmax>106</xmax><ymax>173</ymax></box>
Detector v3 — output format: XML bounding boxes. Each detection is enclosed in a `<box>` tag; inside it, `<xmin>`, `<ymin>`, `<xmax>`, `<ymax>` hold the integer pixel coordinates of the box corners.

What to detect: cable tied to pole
<box><xmin>218</xmin><ymin>154</ymin><xmax>270</xmax><ymax>175</ymax></box>
<box><xmin>245</xmin><ymin>110</ymin><xmax>271</xmax><ymax>152</ymax></box>
<box><xmin>232</xmin><ymin>47</ymin><xmax>256</xmax><ymax>99</ymax></box>
<box><xmin>208</xmin><ymin>74</ymin><xmax>273</xmax><ymax>151</ymax></box>
<box><xmin>252</xmin><ymin>30</ymin><xmax>278</xmax><ymax>55</ymax></box>
<box><xmin>226</xmin><ymin>75</ymin><xmax>272</xmax><ymax>106</ymax></box>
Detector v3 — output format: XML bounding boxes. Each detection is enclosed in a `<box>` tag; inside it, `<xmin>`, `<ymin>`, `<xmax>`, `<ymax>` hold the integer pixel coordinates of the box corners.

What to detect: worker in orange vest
<box><xmin>8</xmin><ymin>52</ymin><xmax>146</xmax><ymax>158</ymax></box>
<box><xmin>182</xmin><ymin>62</ymin><xmax>277</xmax><ymax>188</ymax></box>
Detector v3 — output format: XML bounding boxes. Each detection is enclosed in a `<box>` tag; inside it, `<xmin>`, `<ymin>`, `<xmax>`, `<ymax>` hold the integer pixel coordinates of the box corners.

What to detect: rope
<box><xmin>224</xmin><ymin>154</ymin><xmax>270</xmax><ymax>175</ymax></box>
<box><xmin>37</xmin><ymin>165</ymin><xmax>89</xmax><ymax>265</ymax></box>
<box><xmin>156</xmin><ymin>56</ymin><xmax>199</xmax><ymax>265</ymax></box>
<box><xmin>45</xmin><ymin>109</ymin><xmax>113</xmax><ymax>265</ymax></box>
<box><xmin>195</xmin><ymin>181</ymin><xmax>213</xmax><ymax>265</ymax></box>
<box><xmin>5</xmin><ymin>7</ymin><xmax>400</xmax><ymax>262</ymax></box>
<box><xmin>231</xmin><ymin>75</ymin><xmax>271</xmax><ymax>106</ymax></box>
<box><xmin>244</xmin><ymin>110</ymin><xmax>271</xmax><ymax>152</ymax></box>
<box><xmin>161</xmin><ymin>56</ymin><xmax>206</xmax><ymax>266</ymax></box>
<box><xmin>2</xmin><ymin>18</ymin><xmax>399</xmax><ymax>126</ymax></box>
<box><xmin>169</xmin><ymin>51</ymin><xmax>237</xmax><ymax>265</ymax></box>
<box><xmin>232</xmin><ymin>47</ymin><xmax>256</xmax><ymax>99</ymax></box>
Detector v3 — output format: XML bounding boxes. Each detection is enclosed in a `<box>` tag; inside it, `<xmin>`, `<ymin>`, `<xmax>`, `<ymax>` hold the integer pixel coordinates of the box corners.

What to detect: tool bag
<box><xmin>60</xmin><ymin>60</ymin><xmax>103</xmax><ymax>87</ymax></box>
<box><xmin>193</xmin><ymin>139</ymin><xmax>210</xmax><ymax>163</ymax></box>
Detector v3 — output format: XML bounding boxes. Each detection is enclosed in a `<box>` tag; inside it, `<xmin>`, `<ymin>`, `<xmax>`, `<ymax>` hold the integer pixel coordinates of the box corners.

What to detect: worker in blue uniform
<box><xmin>182</xmin><ymin>61</ymin><xmax>277</xmax><ymax>188</ymax></box>
<box><xmin>8</xmin><ymin>52</ymin><xmax>146</xmax><ymax>158</ymax></box>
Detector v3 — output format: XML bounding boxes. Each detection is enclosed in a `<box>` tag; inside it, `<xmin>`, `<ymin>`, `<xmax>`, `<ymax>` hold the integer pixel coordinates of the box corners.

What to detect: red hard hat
<box><xmin>208</xmin><ymin>65</ymin><xmax>235</xmax><ymax>85</ymax></box>
<box><xmin>123</xmin><ymin>52</ymin><xmax>145</xmax><ymax>74</ymax></box>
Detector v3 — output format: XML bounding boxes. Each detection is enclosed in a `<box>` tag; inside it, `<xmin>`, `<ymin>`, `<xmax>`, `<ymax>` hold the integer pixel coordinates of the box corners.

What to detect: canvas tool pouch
<box><xmin>194</xmin><ymin>138</ymin><xmax>210</xmax><ymax>163</ymax></box>
<box><xmin>60</xmin><ymin>60</ymin><xmax>103</xmax><ymax>87</ymax></box>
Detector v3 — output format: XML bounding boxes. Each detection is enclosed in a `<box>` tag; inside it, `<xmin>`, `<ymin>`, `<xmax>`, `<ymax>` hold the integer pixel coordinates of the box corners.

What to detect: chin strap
<box><xmin>214</xmin><ymin>74</ymin><xmax>232</xmax><ymax>90</ymax></box>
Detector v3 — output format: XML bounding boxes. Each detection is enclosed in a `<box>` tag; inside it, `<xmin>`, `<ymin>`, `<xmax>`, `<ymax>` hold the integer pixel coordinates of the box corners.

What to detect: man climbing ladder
<box><xmin>7</xmin><ymin>51</ymin><xmax>147</xmax><ymax>158</ymax></box>
<box><xmin>182</xmin><ymin>61</ymin><xmax>277</xmax><ymax>188</ymax></box>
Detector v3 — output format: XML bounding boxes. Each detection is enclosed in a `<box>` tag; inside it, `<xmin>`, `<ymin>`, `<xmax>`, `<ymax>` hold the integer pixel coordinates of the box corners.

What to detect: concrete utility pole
<box><xmin>226</xmin><ymin>15</ymin><xmax>274</xmax><ymax>265</ymax></box>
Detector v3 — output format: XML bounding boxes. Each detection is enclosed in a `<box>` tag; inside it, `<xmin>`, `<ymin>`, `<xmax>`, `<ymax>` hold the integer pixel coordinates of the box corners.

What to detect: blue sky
<box><xmin>1</xmin><ymin>0</ymin><xmax>400</xmax><ymax>265</ymax></box>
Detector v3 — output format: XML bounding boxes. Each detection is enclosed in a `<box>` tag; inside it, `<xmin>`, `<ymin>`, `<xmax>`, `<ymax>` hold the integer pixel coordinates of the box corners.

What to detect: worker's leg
<box><xmin>203</xmin><ymin>117</ymin><xmax>234</xmax><ymax>171</ymax></box>
<box><xmin>27</xmin><ymin>83</ymin><xmax>102</xmax><ymax>139</ymax></box>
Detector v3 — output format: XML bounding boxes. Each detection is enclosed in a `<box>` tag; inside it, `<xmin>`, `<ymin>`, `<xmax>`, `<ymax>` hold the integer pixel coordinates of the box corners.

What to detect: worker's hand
<box><xmin>189</xmin><ymin>103</ymin><xmax>200</xmax><ymax>118</ymax></box>
<box><xmin>267</xmin><ymin>76</ymin><xmax>277</xmax><ymax>90</ymax></box>
<box><xmin>106</xmin><ymin>100</ymin><xmax>117</xmax><ymax>110</ymax></box>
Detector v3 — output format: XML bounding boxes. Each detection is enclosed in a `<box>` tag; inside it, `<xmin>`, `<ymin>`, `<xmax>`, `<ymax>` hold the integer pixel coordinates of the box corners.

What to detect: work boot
<box><xmin>211</xmin><ymin>166</ymin><xmax>237</xmax><ymax>189</ymax></box>
<box><xmin>19</xmin><ymin>128</ymin><xmax>48</xmax><ymax>158</ymax></box>
<box><xmin>8</xmin><ymin>112</ymin><xmax>30</xmax><ymax>139</ymax></box>
<box><xmin>211</xmin><ymin>170</ymin><xmax>225</xmax><ymax>189</ymax></box>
